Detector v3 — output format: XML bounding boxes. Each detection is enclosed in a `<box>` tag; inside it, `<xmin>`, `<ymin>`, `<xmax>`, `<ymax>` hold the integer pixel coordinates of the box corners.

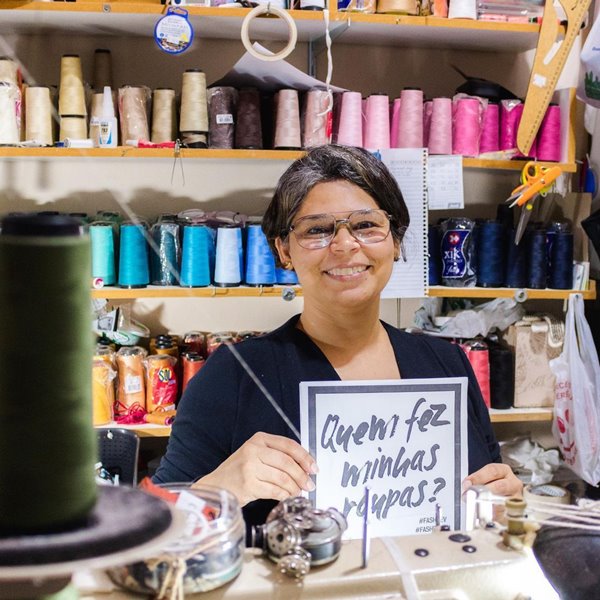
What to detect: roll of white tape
<box><xmin>240</xmin><ymin>5</ymin><xmax>298</xmax><ymax>62</ymax></box>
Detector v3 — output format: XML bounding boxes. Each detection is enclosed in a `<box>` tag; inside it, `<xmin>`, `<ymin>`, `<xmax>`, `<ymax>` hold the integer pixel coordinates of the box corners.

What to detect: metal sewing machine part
<box><xmin>250</xmin><ymin>496</ymin><xmax>347</xmax><ymax>578</ymax></box>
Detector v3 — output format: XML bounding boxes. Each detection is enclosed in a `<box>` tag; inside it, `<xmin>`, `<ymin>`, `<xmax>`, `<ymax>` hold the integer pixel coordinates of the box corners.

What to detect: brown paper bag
<box><xmin>503</xmin><ymin>316</ymin><xmax>564</xmax><ymax>408</ymax></box>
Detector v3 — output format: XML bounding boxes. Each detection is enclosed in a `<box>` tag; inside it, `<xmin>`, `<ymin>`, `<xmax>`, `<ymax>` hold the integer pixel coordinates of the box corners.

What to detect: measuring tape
<box><xmin>516</xmin><ymin>0</ymin><xmax>591</xmax><ymax>156</ymax></box>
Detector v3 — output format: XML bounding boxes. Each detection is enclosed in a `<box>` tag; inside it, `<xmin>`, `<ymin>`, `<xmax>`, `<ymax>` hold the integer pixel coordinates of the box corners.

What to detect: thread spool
<box><xmin>499</xmin><ymin>99</ymin><xmax>522</xmax><ymax>152</ymax></box>
<box><xmin>180</xmin><ymin>69</ymin><xmax>208</xmax><ymax>148</ymax></box>
<box><xmin>115</xmin><ymin>346</ymin><xmax>147</xmax><ymax>419</ymax></box>
<box><xmin>214</xmin><ymin>226</ymin><xmax>243</xmax><ymax>287</ymax></box>
<box><xmin>208</xmin><ymin>86</ymin><xmax>237</xmax><ymax>149</ymax></box>
<box><xmin>461</xmin><ymin>340</ymin><xmax>491</xmax><ymax>407</ymax></box>
<box><xmin>527</xmin><ymin>228</ymin><xmax>548</xmax><ymax>289</ymax></box>
<box><xmin>25</xmin><ymin>85</ymin><xmax>54</xmax><ymax>146</ymax></box>
<box><xmin>364</xmin><ymin>93</ymin><xmax>390</xmax><ymax>149</ymax></box>
<box><xmin>476</xmin><ymin>220</ymin><xmax>505</xmax><ymax>287</ymax></box>
<box><xmin>181</xmin><ymin>352</ymin><xmax>205</xmax><ymax>393</ymax></box>
<box><xmin>182</xmin><ymin>331</ymin><xmax>206</xmax><ymax>357</ymax></box>
<box><xmin>440</xmin><ymin>218</ymin><xmax>476</xmax><ymax>287</ymax></box>
<box><xmin>180</xmin><ymin>224</ymin><xmax>214</xmax><ymax>287</ymax></box>
<box><xmin>58</xmin><ymin>54</ymin><xmax>86</xmax><ymax>116</ymax></box>
<box><xmin>274</xmin><ymin>89</ymin><xmax>301</xmax><ymax>150</ymax></box>
<box><xmin>90</xmin><ymin>221</ymin><xmax>117</xmax><ymax>286</ymax></box>
<box><xmin>92</xmin><ymin>359</ymin><xmax>115</xmax><ymax>426</ymax></box>
<box><xmin>422</xmin><ymin>100</ymin><xmax>432</xmax><ymax>150</ymax></box>
<box><xmin>145</xmin><ymin>354</ymin><xmax>178</xmax><ymax>413</ymax></box>
<box><xmin>150</xmin><ymin>218</ymin><xmax>180</xmax><ymax>286</ymax></box>
<box><xmin>0</xmin><ymin>56</ymin><xmax>19</xmax><ymax>86</ymax></box>
<box><xmin>376</xmin><ymin>0</ymin><xmax>419</xmax><ymax>13</ymax></box>
<box><xmin>336</xmin><ymin>91</ymin><xmax>363</xmax><ymax>147</ymax></box>
<box><xmin>59</xmin><ymin>114</ymin><xmax>87</xmax><ymax>141</ymax></box>
<box><xmin>119</xmin><ymin>85</ymin><xmax>150</xmax><ymax>143</ymax></box>
<box><xmin>0</xmin><ymin>82</ymin><xmax>20</xmax><ymax>145</ymax></box>
<box><xmin>397</xmin><ymin>88</ymin><xmax>423</xmax><ymax>148</ymax></box>
<box><xmin>428</xmin><ymin>97</ymin><xmax>452</xmax><ymax>155</ymax></box>
<box><xmin>428</xmin><ymin>224</ymin><xmax>442</xmax><ymax>285</ymax></box>
<box><xmin>302</xmin><ymin>89</ymin><xmax>330</xmax><ymax>148</ymax></box>
<box><xmin>118</xmin><ymin>222</ymin><xmax>150</xmax><ymax>288</ymax></box>
<box><xmin>489</xmin><ymin>343</ymin><xmax>514</xmax><ymax>409</ymax></box>
<box><xmin>89</xmin><ymin>91</ymin><xmax>104</xmax><ymax>147</ymax></box>
<box><xmin>245</xmin><ymin>223</ymin><xmax>277</xmax><ymax>286</ymax></box>
<box><xmin>453</xmin><ymin>97</ymin><xmax>481</xmax><ymax>157</ymax></box>
<box><xmin>276</xmin><ymin>266</ymin><xmax>299</xmax><ymax>284</ymax></box>
<box><xmin>0</xmin><ymin>214</ymin><xmax>96</xmax><ymax>534</ymax></box>
<box><xmin>479</xmin><ymin>101</ymin><xmax>499</xmax><ymax>154</ymax></box>
<box><xmin>549</xmin><ymin>230</ymin><xmax>573</xmax><ymax>289</ymax></box>
<box><xmin>390</xmin><ymin>98</ymin><xmax>402</xmax><ymax>148</ymax></box>
<box><xmin>93</xmin><ymin>49</ymin><xmax>113</xmax><ymax>91</ymax></box>
<box><xmin>235</xmin><ymin>87</ymin><xmax>263</xmax><ymax>149</ymax></box>
<box><xmin>151</xmin><ymin>88</ymin><xmax>177</xmax><ymax>143</ymax></box>
<box><xmin>206</xmin><ymin>331</ymin><xmax>237</xmax><ymax>355</ymax></box>
<box><xmin>536</xmin><ymin>104</ymin><xmax>561</xmax><ymax>162</ymax></box>
<box><xmin>505</xmin><ymin>228</ymin><xmax>528</xmax><ymax>288</ymax></box>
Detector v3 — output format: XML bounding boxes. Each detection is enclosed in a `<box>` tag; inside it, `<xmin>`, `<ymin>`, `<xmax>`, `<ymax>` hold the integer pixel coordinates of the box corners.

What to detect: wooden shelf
<box><xmin>0</xmin><ymin>2</ymin><xmax>547</xmax><ymax>51</ymax></box>
<box><xmin>95</xmin><ymin>422</ymin><xmax>171</xmax><ymax>438</ymax></box>
<box><xmin>0</xmin><ymin>147</ymin><xmax>576</xmax><ymax>173</ymax></box>
<box><xmin>94</xmin><ymin>407</ymin><xmax>552</xmax><ymax>438</ymax></box>
<box><xmin>489</xmin><ymin>407</ymin><xmax>553</xmax><ymax>423</ymax></box>
<box><xmin>428</xmin><ymin>280</ymin><xmax>596</xmax><ymax>301</ymax></box>
<box><xmin>91</xmin><ymin>284</ymin><xmax>303</xmax><ymax>299</ymax></box>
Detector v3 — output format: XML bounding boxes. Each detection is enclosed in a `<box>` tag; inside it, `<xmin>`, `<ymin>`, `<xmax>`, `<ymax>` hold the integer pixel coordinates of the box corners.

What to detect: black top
<box><xmin>154</xmin><ymin>315</ymin><xmax>500</xmax><ymax>528</ymax></box>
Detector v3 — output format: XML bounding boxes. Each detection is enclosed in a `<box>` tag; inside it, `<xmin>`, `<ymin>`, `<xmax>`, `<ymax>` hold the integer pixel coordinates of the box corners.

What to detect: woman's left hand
<box><xmin>463</xmin><ymin>463</ymin><xmax>523</xmax><ymax>497</ymax></box>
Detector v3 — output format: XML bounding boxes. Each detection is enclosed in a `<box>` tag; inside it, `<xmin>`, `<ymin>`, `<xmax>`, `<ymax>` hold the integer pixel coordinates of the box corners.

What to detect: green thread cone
<box><xmin>0</xmin><ymin>215</ymin><xmax>97</xmax><ymax>534</ymax></box>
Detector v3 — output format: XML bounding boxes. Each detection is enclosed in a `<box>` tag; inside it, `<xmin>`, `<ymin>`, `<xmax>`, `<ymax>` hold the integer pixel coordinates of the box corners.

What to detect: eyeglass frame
<box><xmin>286</xmin><ymin>208</ymin><xmax>394</xmax><ymax>250</ymax></box>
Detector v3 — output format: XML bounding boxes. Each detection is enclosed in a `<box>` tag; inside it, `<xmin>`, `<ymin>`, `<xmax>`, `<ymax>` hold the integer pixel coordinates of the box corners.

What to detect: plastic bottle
<box><xmin>98</xmin><ymin>86</ymin><xmax>118</xmax><ymax>148</ymax></box>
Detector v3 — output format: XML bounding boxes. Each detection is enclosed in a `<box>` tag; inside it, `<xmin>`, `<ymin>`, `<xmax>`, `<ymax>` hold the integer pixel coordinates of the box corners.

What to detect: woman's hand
<box><xmin>462</xmin><ymin>463</ymin><xmax>523</xmax><ymax>497</ymax></box>
<box><xmin>193</xmin><ymin>432</ymin><xmax>318</xmax><ymax>507</ymax></box>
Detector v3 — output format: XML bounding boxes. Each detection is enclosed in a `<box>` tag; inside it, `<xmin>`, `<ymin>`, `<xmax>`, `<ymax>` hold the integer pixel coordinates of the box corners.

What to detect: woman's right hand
<box><xmin>193</xmin><ymin>432</ymin><xmax>318</xmax><ymax>507</ymax></box>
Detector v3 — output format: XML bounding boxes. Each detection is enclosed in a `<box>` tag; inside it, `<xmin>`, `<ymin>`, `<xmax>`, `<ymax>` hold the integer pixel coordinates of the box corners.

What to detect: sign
<box><xmin>300</xmin><ymin>378</ymin><xmax>468</xmax><ymax>539</ymax></box>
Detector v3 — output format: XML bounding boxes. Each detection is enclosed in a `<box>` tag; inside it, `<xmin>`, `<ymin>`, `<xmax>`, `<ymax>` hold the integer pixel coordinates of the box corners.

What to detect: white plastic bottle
<box><xmin>98</xmin><ymin>86</ymin><xmax>118</xmax><ymax>148</ymax></box>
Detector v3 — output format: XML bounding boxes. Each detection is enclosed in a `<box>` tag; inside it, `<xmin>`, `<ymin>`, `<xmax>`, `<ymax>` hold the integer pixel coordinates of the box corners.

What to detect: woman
<box><xmin>154</xmin><ymin>144</ymin><xmax>522</xmax><ymax>527</ymax></box>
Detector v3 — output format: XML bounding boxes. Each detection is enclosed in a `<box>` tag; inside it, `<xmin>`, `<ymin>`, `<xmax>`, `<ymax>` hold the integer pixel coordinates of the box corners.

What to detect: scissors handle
<box><xmin>513</xmin><ymin>165</ymin><xmax>562</xmax><ymax>207</ymax></box>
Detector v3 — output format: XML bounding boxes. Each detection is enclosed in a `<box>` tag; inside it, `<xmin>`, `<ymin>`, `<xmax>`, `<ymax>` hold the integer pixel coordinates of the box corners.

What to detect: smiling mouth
<box><xmin>325</xmin><ymin>266</ymin><xmax>370</xmax><ymax>276</ymax></box>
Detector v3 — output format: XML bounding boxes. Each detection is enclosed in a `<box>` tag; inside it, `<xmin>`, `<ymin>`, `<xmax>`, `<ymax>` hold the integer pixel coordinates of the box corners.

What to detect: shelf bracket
<box><xmin>307</xmin><ymin>21</ymin><xmax>349</xmax><ymax>79</ymax></box>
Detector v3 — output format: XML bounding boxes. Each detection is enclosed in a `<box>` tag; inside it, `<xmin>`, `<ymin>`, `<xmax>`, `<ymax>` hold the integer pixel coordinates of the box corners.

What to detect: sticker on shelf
<box><xmin>154</xmin><ymin>7</ymin><xmax>194</xmax><ymax>55</ymax></box>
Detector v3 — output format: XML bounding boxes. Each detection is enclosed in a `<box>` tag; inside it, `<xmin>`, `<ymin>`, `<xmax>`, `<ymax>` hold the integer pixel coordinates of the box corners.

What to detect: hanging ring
<box><xmin>240</xmin><ymin>4</ymin><xmax>298</xmax><ymax>62</ymax></box>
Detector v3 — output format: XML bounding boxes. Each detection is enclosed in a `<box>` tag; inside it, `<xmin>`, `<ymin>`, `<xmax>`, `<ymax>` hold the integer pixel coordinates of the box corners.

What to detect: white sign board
<box><xmin>300</xmin><ymin>378</ymin><xmax>468</xmax><ymax>539</ymax></box>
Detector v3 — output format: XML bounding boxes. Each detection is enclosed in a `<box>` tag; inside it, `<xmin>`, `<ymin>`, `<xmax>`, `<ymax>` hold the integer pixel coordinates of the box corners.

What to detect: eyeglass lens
<box><xmin>292</xmin><ymin>210</ymin><xmax>390</xmax><ymax>249</ymax></box>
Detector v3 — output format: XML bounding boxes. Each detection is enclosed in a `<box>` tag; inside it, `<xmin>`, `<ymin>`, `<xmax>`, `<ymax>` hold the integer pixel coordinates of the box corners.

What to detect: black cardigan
<box><xmin>154</xmin><ymin>315</ymin><xmax>500</xmax><ymax>528</ymax></box>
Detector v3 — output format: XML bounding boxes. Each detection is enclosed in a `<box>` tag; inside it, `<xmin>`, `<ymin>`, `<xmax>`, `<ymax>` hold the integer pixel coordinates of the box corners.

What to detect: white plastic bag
<box><xmin>578</xmin><ymin>15</ymin><xmax>600</xmax><ymax>108</ymax></box>
<box><xmin>550</xmin><ymin>294</ymin><xmax>600</xmax><ymax>485</ymax></box>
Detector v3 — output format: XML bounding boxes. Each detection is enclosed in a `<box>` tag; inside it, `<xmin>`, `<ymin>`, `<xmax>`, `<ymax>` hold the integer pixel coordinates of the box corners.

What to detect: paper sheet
<box><xmin>379</xmin><ymin>148</ymin><xmax>428</xmax><ymax>299</ymax></box>
<box><xmin>428</xmin><ymin>155</ymin><xmax>464</xmax><ymax>210</ymax></box>
<box><xmin>211</xmin><ymin>42</ymin><xmax>347</xmax><ymax>92</ymax></box>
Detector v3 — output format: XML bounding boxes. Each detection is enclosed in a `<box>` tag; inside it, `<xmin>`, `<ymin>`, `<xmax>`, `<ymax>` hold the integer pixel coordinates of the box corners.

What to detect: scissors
<box><xmin>506</xmin><ymin>162</ymin><xmax>562</xmax><ymax>245</ymax></box>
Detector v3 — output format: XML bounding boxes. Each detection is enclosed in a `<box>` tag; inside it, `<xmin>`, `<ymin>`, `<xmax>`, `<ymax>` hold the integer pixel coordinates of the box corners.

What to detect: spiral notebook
<box><xmin>379</xmin><ymin>148</ymin><xmax>428</xmax><ymax>299</ymax></box>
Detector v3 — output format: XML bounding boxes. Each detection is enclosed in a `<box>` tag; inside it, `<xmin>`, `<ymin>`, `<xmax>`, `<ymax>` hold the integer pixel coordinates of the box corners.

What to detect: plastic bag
<box><xmin>577</xmin><ymin>15</ymin><xmax>600</xmax><ymax>108</ymax></box>
<box><xmin>550</xmin><ymin>293</ymin><xmax>600</xmax><ymax>485</ymax></box>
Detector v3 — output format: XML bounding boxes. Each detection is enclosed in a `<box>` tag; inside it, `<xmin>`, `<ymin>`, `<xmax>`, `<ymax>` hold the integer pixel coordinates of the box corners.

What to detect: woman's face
<box><xmin>275</xmin><ymin>180</ymin><xmax>398</xmax><ymax>311</ymax></box>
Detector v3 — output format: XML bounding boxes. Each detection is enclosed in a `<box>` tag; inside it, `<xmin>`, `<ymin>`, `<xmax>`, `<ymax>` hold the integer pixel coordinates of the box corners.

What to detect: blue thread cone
<box><xmin>214</xmin><ymin>226</ymin><xmax>243</xmax><ymax>287</ymax></box>
<box><xmin>90</xmin><ymin>221</ymin><xmax>116</xmax><ymax>285</ymax></box>
<box><xmin>245</xmin><ymin>224</ymin><xmax>276</xmax><ymax>286</ymax></box>
<box><xmin>150</xmin><ymin>220</ymin><xmax>180</xmax><ymax>286</ymax></box>
<box><xmin>118</xmin><ymin>222</ymin><xmax>149</xmax><ymax>288</ymax></box>
<box><xmin>276</xmin><ymin>267</ymin><xmax>299</xmax><ymax>284</ymax></box>
<box><xmin>180</xmin><ymin>224</ymin><xmax>213</xmax><ymax>287</ymax></box>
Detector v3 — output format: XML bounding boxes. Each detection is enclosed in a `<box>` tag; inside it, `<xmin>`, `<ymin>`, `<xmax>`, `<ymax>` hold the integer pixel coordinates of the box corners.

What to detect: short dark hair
<box><xmin>262</xmin><ymin>144</ymin><xmax>410</xmax><ymax>264</ymax></box>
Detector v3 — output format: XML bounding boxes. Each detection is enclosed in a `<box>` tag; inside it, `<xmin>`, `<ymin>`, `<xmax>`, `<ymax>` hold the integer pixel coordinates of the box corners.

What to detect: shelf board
<box><xmin>489</xmin><ymin>407</ymin><xmax>553</xmax><ymax>423</ymax></box>
<box><xmin>428</xmin><ymin>281</ymin><xmax>596</xmax><ymax>301</ymax></box>
<box><xmin>95</xmin><ymin>407</ymin><xmax>551</xmax><ymax>437</ymax></box>
<box><xmin>96</xmin><ymin>422</ymin><xmax>171</xmax><ymax>438</ymax></box>
<box><xmin>0</xmin><ymin>147</ymin><xmax>576</xmax><ymax>172</ymax></box>
<box><xmin>0</xmin><ymin>2</ymin><xmax>546</xmax><ymax>51</ymax></box>
<box><xmin>92</xmin><ymin>284</ymin><xmax>303</xmax><ymax>299</ymax></box>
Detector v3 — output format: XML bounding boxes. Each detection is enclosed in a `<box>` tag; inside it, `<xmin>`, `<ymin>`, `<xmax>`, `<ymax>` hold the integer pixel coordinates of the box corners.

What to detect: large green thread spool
<box><xmin>0</xmin><ymin>214</ymin><xmax>97</xmax><ymax>534</ymax></box>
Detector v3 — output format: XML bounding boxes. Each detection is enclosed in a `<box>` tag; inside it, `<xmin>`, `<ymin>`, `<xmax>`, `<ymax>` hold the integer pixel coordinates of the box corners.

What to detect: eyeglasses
<box><xmin>288</xmin><ymin>209</ymin><xmax>392</xmax><ymax>250</ymax></box>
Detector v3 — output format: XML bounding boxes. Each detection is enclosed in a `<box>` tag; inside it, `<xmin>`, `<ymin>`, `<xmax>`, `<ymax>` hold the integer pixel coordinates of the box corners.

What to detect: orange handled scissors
<box><xmin>506</xmin><ymin>162</ymin><xmax>562</xmax><ymax>245</ymax></box>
